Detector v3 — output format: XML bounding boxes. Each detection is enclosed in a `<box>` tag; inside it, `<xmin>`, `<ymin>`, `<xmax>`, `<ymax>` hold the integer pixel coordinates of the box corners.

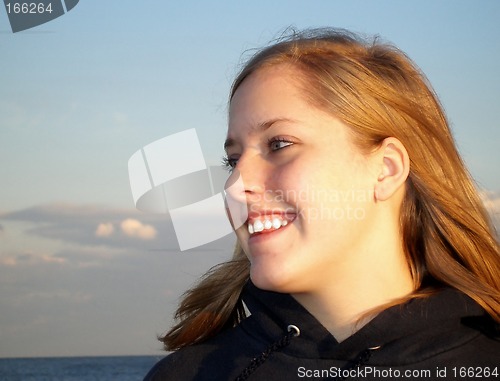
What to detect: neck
<box><xmin>292</xmin><ymin>227</ymin><xmax>413</xmax><ymax>342</ymax></box>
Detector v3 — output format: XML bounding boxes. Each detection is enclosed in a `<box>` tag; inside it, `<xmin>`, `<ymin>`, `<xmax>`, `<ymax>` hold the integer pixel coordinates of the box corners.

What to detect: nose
<box><xmin>224</xmin><ymin>153</ymin><xmax>268</xmax><ymax>230</ymax></box>
<box><xmin>225</xmin><ymin>153</ymin><xmax>267</xmax><ymax>204</ymax></box>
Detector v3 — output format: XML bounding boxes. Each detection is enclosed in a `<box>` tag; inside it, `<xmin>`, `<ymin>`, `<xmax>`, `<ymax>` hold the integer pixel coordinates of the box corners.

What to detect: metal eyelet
<box><xmin>287</xmin><ymin>324</ymin><xmax>301</xmax><ymax>337</ymax></box>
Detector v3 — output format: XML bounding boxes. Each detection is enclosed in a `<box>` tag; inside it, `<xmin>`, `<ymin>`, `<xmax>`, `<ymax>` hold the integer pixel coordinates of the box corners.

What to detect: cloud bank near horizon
<box><xmin>0</xmin><ymin>189</ymin><xmax>497</xmax><ymax>357</ymax></box>
<box><xmin>0</xmin><ymin>202</ymin><xmax>236</xmax><ymax>357</ymax></box>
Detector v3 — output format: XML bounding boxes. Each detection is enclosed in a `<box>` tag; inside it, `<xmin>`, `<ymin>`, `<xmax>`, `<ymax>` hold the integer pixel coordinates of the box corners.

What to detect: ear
<box><xmin>373</xmin><ymin>137</ymin><xmax>410</xmax><ymax>202</ymax></box>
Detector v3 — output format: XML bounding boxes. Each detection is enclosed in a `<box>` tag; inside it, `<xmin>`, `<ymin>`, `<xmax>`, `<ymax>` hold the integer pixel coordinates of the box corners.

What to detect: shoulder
<box><xmin>366</xmin><ymin>288</ymin><xmax>500</xmax><ymax>367</ymax></box>
<box><xmin>143</xmin><ymin>316</ymin><xmax>266</xmax><ymax>381</ymax></box>
<box><xmin>447</xmin><ymin>314</ymin><xmax>500</xmax><ymax>365</ymax></box>
<box><xmin>421</xmin><ymin>290</ymin><xmax>500</xmax><ymax>365</ymax></box>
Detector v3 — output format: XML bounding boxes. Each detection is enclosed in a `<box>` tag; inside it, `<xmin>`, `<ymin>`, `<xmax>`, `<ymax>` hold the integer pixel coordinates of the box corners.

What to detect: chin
<box><xmin>249</xmin><ymin>267</ymin><xmax>295</xmax><ymax>294</ymax></box>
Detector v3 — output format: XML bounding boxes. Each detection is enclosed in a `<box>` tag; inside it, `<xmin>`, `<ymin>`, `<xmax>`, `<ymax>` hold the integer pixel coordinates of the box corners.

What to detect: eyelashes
<box><xmin>221</xmin><ymin>156</ymin><xmax>237</xmax><ymax>171</ymax></box>
<box><xmin>268</xmin><ymin>137</ymin><xmax>294</xmax><ymax>151</ymax></box>
<box><xmin>222</xmin><ymin>136</ymin><xmax>295</xmax><ymax>172</ymax></box>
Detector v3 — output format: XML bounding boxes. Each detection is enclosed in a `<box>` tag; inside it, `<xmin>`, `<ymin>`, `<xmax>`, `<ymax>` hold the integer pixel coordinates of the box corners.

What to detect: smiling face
<box><xmin>224</xmin><ymin>65</ymin><xmax>382</xmax><ymax>294</ymax></box>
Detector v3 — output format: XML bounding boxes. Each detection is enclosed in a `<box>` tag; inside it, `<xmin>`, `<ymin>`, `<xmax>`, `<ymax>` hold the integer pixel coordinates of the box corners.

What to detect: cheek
<box><xmin>269</xmin><ymin>159</ymin><xmax>311</xmax><ymax>195</ymax></box>
<box><xmin>295</xmin><ymin>170</ymin><xmax>372</xmax><ymax>231</ymax></box>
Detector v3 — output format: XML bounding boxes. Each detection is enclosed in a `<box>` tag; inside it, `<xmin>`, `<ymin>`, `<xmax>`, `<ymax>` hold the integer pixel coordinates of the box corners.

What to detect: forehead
<box><xmin>228</xmin><ymin>66</ymin><xmax>306</xmax><ymax>127</ymax></box>
<box><xmin>231</xmin><ymin>64</ymin><xmax>303</xmax><ymax>103</ymax></box>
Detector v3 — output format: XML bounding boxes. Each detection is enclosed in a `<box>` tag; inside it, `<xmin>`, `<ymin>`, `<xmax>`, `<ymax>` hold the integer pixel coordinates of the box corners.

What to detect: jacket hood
<box><xmin>241</xmin><ymin>281</ymin><xmax>494</xmax><ymax>366</ymax></box>
<box><xmin>143</xmin><ymin>280</ymin><xmax>499</xmax><ymax>381</ymax></box>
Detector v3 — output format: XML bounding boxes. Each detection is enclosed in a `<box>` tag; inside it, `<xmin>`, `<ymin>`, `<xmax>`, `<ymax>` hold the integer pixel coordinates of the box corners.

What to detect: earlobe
<box><xmin>373</xmin><ymin>138</ymin><xmax>410</xmax><ymax>202</ymax></box>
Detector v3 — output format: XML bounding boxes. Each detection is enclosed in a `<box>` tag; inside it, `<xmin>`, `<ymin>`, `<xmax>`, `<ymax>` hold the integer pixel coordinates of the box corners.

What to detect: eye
<box><xmin>268</xmin><ymin>137</ymin><xmax>294</xmax><ymax>151</ymax></box>
<box><xmin>222</xmin><ymin>155</ymin><xmax>238</xmax><ymax>172</ymax></box>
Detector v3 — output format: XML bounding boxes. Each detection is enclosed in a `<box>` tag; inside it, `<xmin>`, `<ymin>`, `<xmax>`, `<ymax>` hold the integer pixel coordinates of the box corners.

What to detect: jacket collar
<box><xmin>241</xmin><ymin>281</ymin><xmax>487</xmax><ymax>364</ymax></box>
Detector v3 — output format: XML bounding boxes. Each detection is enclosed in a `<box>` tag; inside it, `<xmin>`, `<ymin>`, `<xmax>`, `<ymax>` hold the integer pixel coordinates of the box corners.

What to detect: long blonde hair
<box><xmin>161</xmin><ymin>28</ymin><xmax>499</xmax><ymax>350</ymax></box>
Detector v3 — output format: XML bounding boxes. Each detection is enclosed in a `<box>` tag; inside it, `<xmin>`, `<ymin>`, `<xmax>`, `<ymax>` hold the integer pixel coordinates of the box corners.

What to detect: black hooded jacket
<box><xmin>144</xmin><ymin>281</ymin><xmax>499</xmax><ymax>380</ymax></box>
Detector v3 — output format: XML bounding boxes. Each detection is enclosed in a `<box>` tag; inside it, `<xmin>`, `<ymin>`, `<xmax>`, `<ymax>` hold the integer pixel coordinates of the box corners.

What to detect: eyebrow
<box><xmin>223</xmin><ymin>118</ymin><xmax>294</xmax><ymax>151</ymax></box>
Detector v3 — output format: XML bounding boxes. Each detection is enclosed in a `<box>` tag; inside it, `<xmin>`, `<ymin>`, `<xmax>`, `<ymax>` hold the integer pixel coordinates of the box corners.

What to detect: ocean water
<box><xmin>0</xmin><ymin>355</ymin><xmax>161</xmax><ymax>381</ymax></box>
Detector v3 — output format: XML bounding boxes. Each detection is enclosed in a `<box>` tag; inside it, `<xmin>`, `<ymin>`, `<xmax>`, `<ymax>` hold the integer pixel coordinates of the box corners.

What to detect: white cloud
<box><xmin>0</xmin><ymin>252</ymin><xmax>66</xmax><ymax>267</ymax></box>
<box><xmin>481</xmin><ymin>191</ymin><xmax>500</xmax><ymax>209</ymax></box>
<box><xmin>0</xmin><ymin>257</ymin><xmax>16</xmax><ymax>266</ymax></box>
<box><xmin>38</xmin><ymin>254</ymin><xmax>67</xmax><ymax>265</ymax></box>
<box><xmin>0</xmin><ymin>203</ymin><xmax>175</xmax><ymax>250</ymax></box>
<box><xmin>120</xmin><ymin>218</ymin><xmax>157</xmax><ymax>240</ymax></box>
<box><xmin>95</xmin><ymin>222</ymin><xmax>114</xmax><ymax>237</ymax></box>
<box><xmin>479</xmin><ymin>190</ymin><xmax>500</xmax><ymax>233</ymax></box>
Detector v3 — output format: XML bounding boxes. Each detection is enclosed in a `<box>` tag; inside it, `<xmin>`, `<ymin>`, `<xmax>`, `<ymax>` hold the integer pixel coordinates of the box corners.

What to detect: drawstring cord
<box><xmin>235</xmin><ymin>324</ymin><xmax>380</xmax><ymax>381</ymax></box>
<box><xmin>234</xmin><ymin>325</ymin><xmax>301</xmax><ymax>381</ymax></box>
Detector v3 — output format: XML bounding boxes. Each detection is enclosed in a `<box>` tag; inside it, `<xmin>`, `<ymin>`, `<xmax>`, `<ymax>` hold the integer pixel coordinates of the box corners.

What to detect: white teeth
<box><xmin>272</xmin><ymin>217</ymin><xmax>281</xmax><ymax>229</ymax></box>
<box><xmin>264</xmin><ymin>219</ymin><xmax>273</xmax><ymax>230</ymax></box>
<box><xmin>248</xmin><ymin>216</ymin><xmax>291</xmax><ymax>235</ymax></box>
<box><xmin>253</xmin><ymin>219</ymin><xmax>264</xmax><ymax>233</ymax></box>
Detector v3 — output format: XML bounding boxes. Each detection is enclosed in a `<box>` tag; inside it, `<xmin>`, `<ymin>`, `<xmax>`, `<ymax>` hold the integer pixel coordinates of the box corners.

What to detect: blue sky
<box><xmin>0</xmin><ymin>1</ymin><xmax>499</xmax><ymax>358</ymax></box>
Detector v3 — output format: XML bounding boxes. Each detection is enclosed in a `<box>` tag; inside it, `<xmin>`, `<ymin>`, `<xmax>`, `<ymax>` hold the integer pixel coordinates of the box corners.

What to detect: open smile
<box><xmin>246</xmin><ymin>213</ymin><xmax>296</xmax><ymax>236</ymax></box>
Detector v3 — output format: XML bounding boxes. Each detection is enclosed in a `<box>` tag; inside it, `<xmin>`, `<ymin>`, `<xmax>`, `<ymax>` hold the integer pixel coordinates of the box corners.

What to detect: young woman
<box><xmin>144</xmin><ymin>28</ymin><xmax>499</xmax><ymax>380</ymax></box>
